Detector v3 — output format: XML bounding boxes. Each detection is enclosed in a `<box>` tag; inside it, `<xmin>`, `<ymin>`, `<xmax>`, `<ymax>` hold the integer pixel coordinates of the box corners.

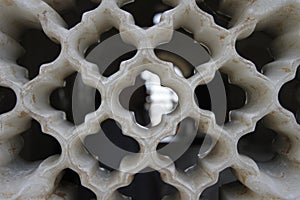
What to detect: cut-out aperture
<box><xmin>51</xmin><ymin>72</ymin><xmax>101</xmax><ymax>125</ymax></box>
<box><xmin>19</xmin><ymin>120</ymin><xmax>61</xmax><ymax>162</ymax></box>
<box><xmin>85</xmin><ymin>28</ymin><xmax>119</xmax><ymax>57</ymax></box>
<box><xmin>102</xmin><ymin>50</ymin><xmax>137</xmax><ymax>77</ymax></box>
<box><xmin>194</xmin><ymin>84</ymin><xmax>211</xmax><ymax>112</ymax></box>
<box><xmin>155</xmin><ymin>28</ymin><xmax>211</xmax><ymax>79</ymax></box>
<box><xmin>85</xmin><ymin>29</ymin><xmax>136</xmax><ymax>77</ymax></box>
<box><xmin>95</xmin><ymin>90</ymin><xmax>101</xmax><ymax>110</ymax></box>
<box><xmin>222</xmin><ymin>73</ymin><xmax>246</xmax><ymax>123</ymax></box>
<box><xmin>99</xmin><ymin>28</ymin><xmax>119</xmax><ymax>43</ymax></box>
<box><xmin>120</xmin><ymin>75</ymin><xmax>150</xmax><ymax>127</ymax></box>
<box><xmin>176</xmin><ymin>28</ymin><xmax>211</xmax><ymax>56</ymax></box>
<box><xmin>50</xmin><ymin>72</ymin><xmax>77</xmax><ymax>124</ymax></box>
<box><xmin>200</xmin><ymin>168</ymin><xmax>237</xmax><ymax>199</ymax></box>
<box><xmin>0</xmin><ymin>86</ymin><xmax>17</xmax><ymax>114</ymax></box>
<box><xmin>17</xmin><ymin>29</ymin><xmax>61</xmax><ymax>80</ymax></box>
<box><xmin>194</xmin><ymin>72</ymin><xmax>246</xmax><ymax>125</ymax></box>
<box><xmin>238</xmin><ymin>120</ymin><xmax>278</xmax><ymax>162</ymax></box>
<box><xmin>121</xmin><ymin>0</ymin><xmax>172</xmax><ymax>27</ymax></box>
<box><xmin>118</xmin><ymin>169</ymin><xmax>178</xmax><ymax>200</ymax></box>
<box><xmin>157</xmin><ymin>118</ymin><xmax>213</xmax><ymax>172</ymax></box>
<box><xmin>59</xmin><ymin>0</ymin><xmax>99</xmax><ymax>29</ymax></box>
<box><xmin>196</xmin><ymin>0</ymin><xmax>232</xmax><ymax>29</ymax></box>
<box><xmin>279</xmin><ymin>67</ymin><xmax>300</xmax><ymax>124</ymax></box>
<box><xmin>55</xmin><ymin>169</ymin><xmax>97</xmax><ymax>200</ymax></box>
<box><xmin>155</xmin><ymin>49</ymin><xmax>195</xmax><ymax>78</ymax></box>
<box><xmin>84</xmin><ymin>119</ymin><xmax>140</xmax><ymax>171</ymax></box>
<box><xmin>236</xmin><ymin>31</ymin><xmax>275</xmax><ymax>73</ymax></box>
<box><xmin>100</xmin><ymin>119</ymin><xmax>139</xmax><ymax>153</ymax></box>
<box><xmin>119</xmin><ymin>71</ymin><xmax>178</xmax><ymax>128</ymax></box>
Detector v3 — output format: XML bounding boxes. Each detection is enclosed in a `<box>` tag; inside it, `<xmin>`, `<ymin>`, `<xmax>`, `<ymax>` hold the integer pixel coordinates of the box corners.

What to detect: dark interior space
<box><xmin>238</xmin><ymin>119</ymin><xmax>278</xmax><ymax>162</ymax></box>
<box><xmin>200</xmin><ymin>168</ymin><xmax>237</xmax><ymax>199</ymax></box>
<box><xmin>194</xmin><ymin>72</ymin><xmax>246</xmax><ymax>125</ymax></box>
<box><xmin>55</xmin><ymin>169</ymin><xmax>97</xmax><ymax>200</ymax></box>
<box><xmin>196</xmin><ymin>0</ymin><xmax>232</xmax><ymax>29</ymax></box>
<box><xmin>84</xmin><ymin>118</ymin><xmax>140</xmax><ymax>172</ymax></box>
<box><xmin>59</xmin><ymin>0</ymin><xmax>100</xmax><ymax>29</ymax></box>
<box><xmin>119</xmin><ymin>76</ymin><xmax>151</xmax><ymax>127</ymax></box>
<box><xmin>19</xmin><ymin>120</ymin><xmax>61</xmax><ymax>162</ymax></box>
<box><xmin>236</xmin><ymin>31</ymin><xmax>275</xmax><ymax>73</ymax></box>
<box><xmin>50</xmin><ymin>72</ymin><xmax>77</xmax><ymax>124</ymax></box>
<box><xmin>121</xmin><ymin>0</ymin><xmax>172</xmax><ymax>27</ymax></box>
<box><xmin>279</xmin><ymin>67</ymin><xmax>300</xmax><ymax>124</ymax></box>
<box><xmin>17</xmin><ymin>29</ymin><xmax>61</xmax><ymax>80</ymax></box>
<box><xmin>157</xmin><ymin>118</ymin><xmax>213</xmax><ymax>172</ymax></box>
<box><xmin>118</xmin><ymin>169</ymin><xmax>178</xmax><ymax>200</ymax></box>
<box><xmin>0</xmin><ymin>86</ymin><xmax>16</xmax><ymax>114</ymax></box>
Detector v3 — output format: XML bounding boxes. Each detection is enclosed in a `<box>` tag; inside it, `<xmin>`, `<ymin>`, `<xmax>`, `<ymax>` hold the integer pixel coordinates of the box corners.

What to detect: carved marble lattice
<box><xmin>0</xmin><ymin>0</ymin><xmax>300</xmax><ymax>199</ymax></box>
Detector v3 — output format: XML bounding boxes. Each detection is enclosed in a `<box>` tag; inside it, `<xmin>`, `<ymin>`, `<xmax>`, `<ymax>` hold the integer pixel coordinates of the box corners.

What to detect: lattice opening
<box><xmin>84</xmin><ymin>28</ymin><xmax>119</xmax><ymax>57</ymax></box>
<box><xmin>55</xmin><ymin>169</ymin><xmax>97</xmax><ymax>200</ymax></box>
<box><xmin>17</xmin><ymin>29</ymin><xmax>61</xmax><ymax>80</ymax></box>
<box><xmin>120</xmin><ymin>71</ymin><xmax>178</xmax><ymax>128</ymax></box>
<box><xmin>120</xmin><ymin>75</ymin><xmax>150</xmax><ymax>127</ymax></box>
<box><xmin>236</xmin><ymin>31</ymin><xmax>275</xmax><ymax>73</ymax></box>
<box><xmin>194</xmin><ymin>72</ymin><xmax>246</xmax><ymax>125</ymax></box>
<box><xmin>121</xmin><ymin>0</ymin><xmax>173</xmax><ymax>27</ymax></box>
<box><xmin>85</xmin><ymin>28</ymin><xmax>137</xmax><ymax>77</ymax></box>
<box><xmin>84</xmin><ymin>118</ymin><xmax>140</xmax><ymax>171</ymax></box>
<box><xmin>59</xmin><ymin>0</ymin><xmax>100</xmax><ymax>29</ymax></box>
<box><xmin>178</xmin><ymin>27</ymin><xmax>212</xmax><ymax>57</ymax></box>
<box><xmin>196</xmin><ymin>0</ymin><xmax>232</xmax><ymax>29</ymax></box>
<box><xmin>99</xmin><ymin>28</ymin><xmax>119</xmax><ymax>43</ymax></box>
<box><xmin>279</xmin><ymin>67</ymin><xmax>300</xmax><ymax>124</ymax></box>
<box><xmin>194</xmin><ymin>85</ymin><xmax>211</xmax><ymax>113</ymax></box>
<box><xmin>155</xmin><ymin>49</ymin><xmax>195</xmax><ymax>78</ymax></box>
<box><xmin>155</xmin><ymin>28</ymin><xmax>211</xmax><ymax>79</ymax></box>
<box><xmin>221</xmin><ymin>73</ymin><xmax>246</xmax><ymax>124</ymax></box>
<box><xmin>200</xmin><ymin>168</ymin><xmax>237</xmax><ymax>200</ymax></box>
<box><xmin>238</xmin><ymin>119</ymin><xmax>278</xmax><ymax>162</ymax></box>
<box><xmin>19</xmin><ymin>120</ymin><xmax>61</xmax><ymax>162</ymax></box>
<box><xmin>50</xmin><ymin>72</ymin><xmax>77</xmax><ymax>124</ymax></box>
<box><xmin>158</xmin><ymin>118</ymin><xmax>213</xmax><ymax>172</ymax></box>
<box><xmin>50</xmin><ymin>72</ymin><xmax>102</xmax><ymax>125</ymax></box>
<box><xmin>118</xmin><ymin>169</ymin><xmax>179</xmax><ymax>200</ymax></box>
<box><xmin>95</xmin><ymin>90</ymin><xmax>101</xmax><ymax>110</ymax></box>
<box><xmin>0</xmin><ymin>86</ymin><xmax>16</xmax><ymax>114</ymax></box>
